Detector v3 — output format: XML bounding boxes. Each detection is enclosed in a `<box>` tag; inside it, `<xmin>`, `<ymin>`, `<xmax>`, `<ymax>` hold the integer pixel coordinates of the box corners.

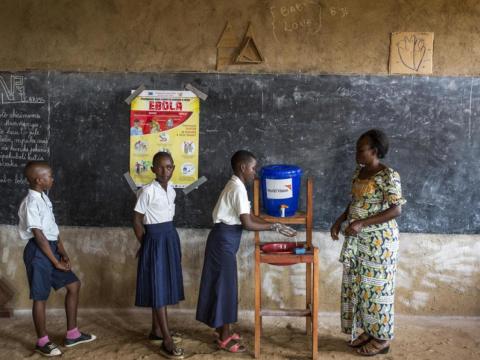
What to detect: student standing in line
<box><xmin>330</xmin><ymin>129</ymin><xmax>406</xmax><ymax>356</ymax></box>
<box><xmin>133</xmin><ymin>151</ymin><xmax>185</xmax><ymax>359</ymax></box>
<box><xmin>18</xmin><ymin>161</ymin><xmax>96</xmax><ymax>357</ymax></box>
<box><xmin>196</xmin><ymin>150</ymin><xmax>296</xmax><ymax>353</ymax></box>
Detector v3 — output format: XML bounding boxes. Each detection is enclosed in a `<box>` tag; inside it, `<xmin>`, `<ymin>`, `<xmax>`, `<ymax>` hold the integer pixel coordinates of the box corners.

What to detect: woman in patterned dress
<box><xmin>330</xmin><ymin>129</ymin><xmax>406</xmax><ymax>356</ymax></box>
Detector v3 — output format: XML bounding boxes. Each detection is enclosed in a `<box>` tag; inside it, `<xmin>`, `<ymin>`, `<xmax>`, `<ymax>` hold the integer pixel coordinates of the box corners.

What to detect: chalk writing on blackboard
<box><xmin>0</xmin><ymin>110</ymin><xmax>49</xmax><ymax>179</ymax></box>
<box><xmin>0</xmin><ymin>75</ymin><xmax>45</xmax><ymax>104</ymax></box>
<box><xmin>0</xmin><ymin>74</ymin><xmax>49</xmax><ymax>185</ymax></box>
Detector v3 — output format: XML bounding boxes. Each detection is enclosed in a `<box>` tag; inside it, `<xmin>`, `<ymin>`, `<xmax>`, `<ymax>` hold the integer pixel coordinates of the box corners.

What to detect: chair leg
<box><xmin>312</xmin><ymin>249</ymin><xmax>319</xmax><ymax>359</ymax></box>
<box><xmin>255</xmin><ymin>247</ymin><xmax>261</xmax><ymax>358</ymax></box>
<box><xmin>306</xmin><ymin>262</ymin><xmax>312</xmax><ymax>335</ymax></box>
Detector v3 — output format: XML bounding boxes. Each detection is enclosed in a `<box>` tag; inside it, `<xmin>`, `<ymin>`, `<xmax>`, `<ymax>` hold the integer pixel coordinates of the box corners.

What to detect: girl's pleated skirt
<box><xmin>135</xmin><ymin>221</ymin><xmax>184</xmax><ymax>308</ymax></box>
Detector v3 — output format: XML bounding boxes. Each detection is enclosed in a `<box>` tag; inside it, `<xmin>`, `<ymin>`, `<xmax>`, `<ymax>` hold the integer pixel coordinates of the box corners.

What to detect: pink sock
<box><xmin>37</xmin><ymin>335</ymin><xmax>49</xmax><ymax>347</ymax></box>
<box><xmin>66</xmin><ymin>327</ymin><xmax>81</xmax><ymax>340</ymax></box>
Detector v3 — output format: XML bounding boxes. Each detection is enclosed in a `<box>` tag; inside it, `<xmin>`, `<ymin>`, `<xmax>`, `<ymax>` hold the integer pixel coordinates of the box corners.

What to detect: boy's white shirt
<box><xmin>18</xmin><ymin>189</ymin><xmax>60</xmax><ymax>241</ymax></box>
<box><xmin>134</xmin><ymin>180</ymin><xmax>176</xmax><ymax>224</ymax></box>
<box><xmin>212</xmin><ymin>175</ymin><xmax>251</xmax><ymax>225</ymax></box>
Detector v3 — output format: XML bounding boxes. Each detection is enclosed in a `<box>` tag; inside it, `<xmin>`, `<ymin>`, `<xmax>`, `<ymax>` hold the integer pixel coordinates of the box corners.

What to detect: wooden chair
<box><xmin>253</xmin><ymin>178</ymin><xmax>319</xmax><ymax>359</ymax></box>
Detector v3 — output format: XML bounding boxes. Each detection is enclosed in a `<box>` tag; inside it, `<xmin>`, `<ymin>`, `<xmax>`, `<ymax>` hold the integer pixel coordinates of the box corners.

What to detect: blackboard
<box><xmin>1</xmin><ymin>72</ymin><xmax>479</xmax><ymax>234</ymax></box>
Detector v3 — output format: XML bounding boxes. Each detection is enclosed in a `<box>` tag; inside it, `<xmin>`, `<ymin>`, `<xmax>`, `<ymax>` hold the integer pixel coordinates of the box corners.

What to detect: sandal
<box><xmin>159</xmin><ymin>342</ymin><xmax>185</xmax><ymax>359</ymax></box>
<box><xmin>214</xmin><ymin>331</ymin><xmax>242</xmax><ymax>341</ymax></box>
<box><xmin>357</xmin><ymin>339</ymin><xmax>390</xmax><ymax>356</ymax></box>
<box><xmin>149</xmin><ymin>332</ymin><xmax>182</xmax><ymax>344</ymax></box>
<box><xmin>170</xmin><ymin>331</ymin><xmax>183</xmax><ymax>338</ymax></box>
<box><xmin>217</xmin><ymin>335</ymin><xmax>246</xmax><ymax>353</ymax></box>
<box><xmin>348</xmin><ymin>332</ymin><xmax>372</xmax><ymax>348</ymax></box>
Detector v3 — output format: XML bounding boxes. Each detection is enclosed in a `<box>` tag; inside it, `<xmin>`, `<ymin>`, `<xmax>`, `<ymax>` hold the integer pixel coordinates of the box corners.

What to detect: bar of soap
<box><xmin>294</xmin><ymin>248</ymin><xmax>306</xmax><ymax>254</ymax></box>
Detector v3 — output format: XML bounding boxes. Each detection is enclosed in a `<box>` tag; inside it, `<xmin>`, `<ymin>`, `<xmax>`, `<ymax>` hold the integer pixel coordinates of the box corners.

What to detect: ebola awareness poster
<box><xmin>129</xmin><ymin>90</ymin><xmax>199</xmax><ymax>187</ymax></box>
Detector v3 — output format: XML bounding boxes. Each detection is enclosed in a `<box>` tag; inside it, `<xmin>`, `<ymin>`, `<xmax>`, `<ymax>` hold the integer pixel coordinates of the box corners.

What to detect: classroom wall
<box><xmin>1</xmin><ymin>0</ymin><xmax>479</xmax><ymax>315</ymax></box>
<box><xmin>1</xmin><ymin>226</ymin><xmax>479</xmax><ymax>315</ymax></box>
<box><xmin>0</xmin><ymin>0</ymin><xmax>479</xmax><ymax>75</ymax></box>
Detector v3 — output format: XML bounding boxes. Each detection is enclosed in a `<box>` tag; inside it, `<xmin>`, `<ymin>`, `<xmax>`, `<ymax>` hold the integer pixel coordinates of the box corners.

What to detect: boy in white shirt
<box><xmin>18</xmin><ymin>161</ymin><xmax>95</xmax><ymax>357</ymax></box>
<box><xmin>195</xmin><ymin>150</ymin><xmax>295</xmax><ymax>353</ymax></box>
<box><xmin>133</xmin><ymin>151</ymin><xmax>185</xmax><ymax>359</ymax></box>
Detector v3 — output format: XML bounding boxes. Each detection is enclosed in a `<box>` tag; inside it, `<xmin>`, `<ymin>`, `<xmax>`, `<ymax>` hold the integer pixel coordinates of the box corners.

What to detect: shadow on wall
<box><xmin>0</xmin><ymin>276</ymin><xmax>15</xmax><ymax>317</ymax></box>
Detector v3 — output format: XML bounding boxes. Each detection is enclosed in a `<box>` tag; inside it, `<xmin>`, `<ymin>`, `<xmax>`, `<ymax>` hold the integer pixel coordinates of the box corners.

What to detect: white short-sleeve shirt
<box><xmin>134</xmin><ymin>180</ymin><xmax>176</xmax><ymax>224</ymax></box>
<box><xmin>18</xmin><ymin>189</ymin><xmax>60</xmax><ymax>241</ymax></box>
<box><xmin>212</xmin><ymin>175</ymin><xmax>251</xmax><ymax>225</ymax></box>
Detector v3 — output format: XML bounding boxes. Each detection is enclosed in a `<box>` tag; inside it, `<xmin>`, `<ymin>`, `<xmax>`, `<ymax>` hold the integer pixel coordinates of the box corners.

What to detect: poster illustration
<box><xmin>129</xmin><ymin>90</ymin><xmax>199</xmax><ymax>188</ymax></box>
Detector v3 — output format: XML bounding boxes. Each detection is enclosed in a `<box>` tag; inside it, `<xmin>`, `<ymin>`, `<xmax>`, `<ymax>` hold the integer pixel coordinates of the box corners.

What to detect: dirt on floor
<box><xmin>0</xmin><ymin>310</ymin><xmax>479</xmax><ymax>359</ymax></box>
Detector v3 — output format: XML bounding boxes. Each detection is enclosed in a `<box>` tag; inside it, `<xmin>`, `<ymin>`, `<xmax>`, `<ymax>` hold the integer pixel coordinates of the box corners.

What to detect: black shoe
<box><xmin>35</xmin><ymin>342</ymin><xmax>62</xmax><ymax>357</ymax></box>
<box><xmin>64</xmin><ymin>332</ymin><xmax>97</xmax><ymax>347</ymax></box>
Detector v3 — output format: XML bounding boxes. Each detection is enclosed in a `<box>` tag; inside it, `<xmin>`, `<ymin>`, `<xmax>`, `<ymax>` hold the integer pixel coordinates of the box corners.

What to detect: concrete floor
<box><xmin>0</xmin><ymin>310</ymin><xmax>479</xmax><ymax>359</ymax></box>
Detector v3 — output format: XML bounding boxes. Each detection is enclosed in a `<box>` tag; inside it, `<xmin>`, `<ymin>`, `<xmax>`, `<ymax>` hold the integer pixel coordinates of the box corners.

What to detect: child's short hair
<box><xmin>231</xmin><ymin>150</ymin><xmax>256</xmax><ymax>171</ymax></box>
<box><xmin>24</xmin><ymin>161</ymin><xmax>49</xmax><ymax>176</ymax></box>
<box><xmin>153</xmin><ymin>151</ymin><xmax>173</xmax><ymax>165</ymax></box>
<box><xmin>360</xmin><ymin>129</ymin><xmax>389</xmax><ymax>159</ymax></box>
<box><xmin>24</xmin><ymin>161</ymin><xmax>50</xmax><ymax>183</ymax></box>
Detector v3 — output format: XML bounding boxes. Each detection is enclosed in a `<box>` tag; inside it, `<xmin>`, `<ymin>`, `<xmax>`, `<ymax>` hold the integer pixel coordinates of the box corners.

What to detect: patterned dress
<box><xmin>340</xmin><ymin>167</ymin><xmax>406</xmax><ymax>341</ymax></box>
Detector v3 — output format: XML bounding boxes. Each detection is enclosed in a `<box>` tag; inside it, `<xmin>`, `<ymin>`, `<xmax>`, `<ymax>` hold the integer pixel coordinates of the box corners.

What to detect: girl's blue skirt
<box><xmin>135</xmin><ymin>222</ymin><xmax>184</xmax><ymax>308</ymax></box>
<box><xmin>196</xmin><ymin>223</ymin><xmax>243</xmax><ymax>328</ymax></box>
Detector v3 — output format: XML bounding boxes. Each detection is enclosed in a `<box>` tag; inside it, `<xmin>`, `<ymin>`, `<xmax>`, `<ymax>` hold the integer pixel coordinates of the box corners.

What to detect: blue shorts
<box><xmin>23</xmin><ymin>238</ymin><xmax>79</xmax><ymax>301</ymax></box>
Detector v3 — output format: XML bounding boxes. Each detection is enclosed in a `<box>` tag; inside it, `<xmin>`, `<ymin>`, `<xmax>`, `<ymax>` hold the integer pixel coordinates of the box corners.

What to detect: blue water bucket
<box><xmin>260</xmin><ymin>165</ymin><xmax>302</xmax><ymax>217</ymax></box>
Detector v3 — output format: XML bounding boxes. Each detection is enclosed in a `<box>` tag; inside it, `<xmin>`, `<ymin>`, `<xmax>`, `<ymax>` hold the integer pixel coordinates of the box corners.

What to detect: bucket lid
<box><xmin>260</xmin><ymin>164</ymin><xmax>302</xmax><ymax>176</ymax></box>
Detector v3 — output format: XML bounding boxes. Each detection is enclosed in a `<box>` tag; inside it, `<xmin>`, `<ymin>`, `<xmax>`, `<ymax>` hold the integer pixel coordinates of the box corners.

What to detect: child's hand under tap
<box><xmin>271</xmin><ymin>223</ymin><xmax>297</xmax><ymax>237</ymax></box>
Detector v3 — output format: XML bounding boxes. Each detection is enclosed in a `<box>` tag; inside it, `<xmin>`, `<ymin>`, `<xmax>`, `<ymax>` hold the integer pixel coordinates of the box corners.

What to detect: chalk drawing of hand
<box><xmin>397</xmin><ymin>35</ymin><xmax>426</xmax><ymax>71</ymax></box>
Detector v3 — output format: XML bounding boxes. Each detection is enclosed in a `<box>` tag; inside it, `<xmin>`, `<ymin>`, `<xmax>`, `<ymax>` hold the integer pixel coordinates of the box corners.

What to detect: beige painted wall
<box><xmin>0</xmin><ymin>1</ymin><xmax>478</xmax><ymax>316</ymax></box>
<box><xmin>1</xmin><ymin>0</ymin><xmax>480</xmax><ymax>75</ymax></box>
<box><xmin>1</xmin><ymin>226</ymin><xmax>479</xmax><ymax>315</ymax></box>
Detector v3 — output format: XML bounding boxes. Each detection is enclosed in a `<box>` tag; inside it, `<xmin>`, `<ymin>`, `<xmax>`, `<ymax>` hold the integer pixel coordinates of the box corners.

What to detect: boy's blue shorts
<box><xmin>23</xmin><ymin>238</ymin><xmax>79</xmax><ymax>301</ymax></box>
